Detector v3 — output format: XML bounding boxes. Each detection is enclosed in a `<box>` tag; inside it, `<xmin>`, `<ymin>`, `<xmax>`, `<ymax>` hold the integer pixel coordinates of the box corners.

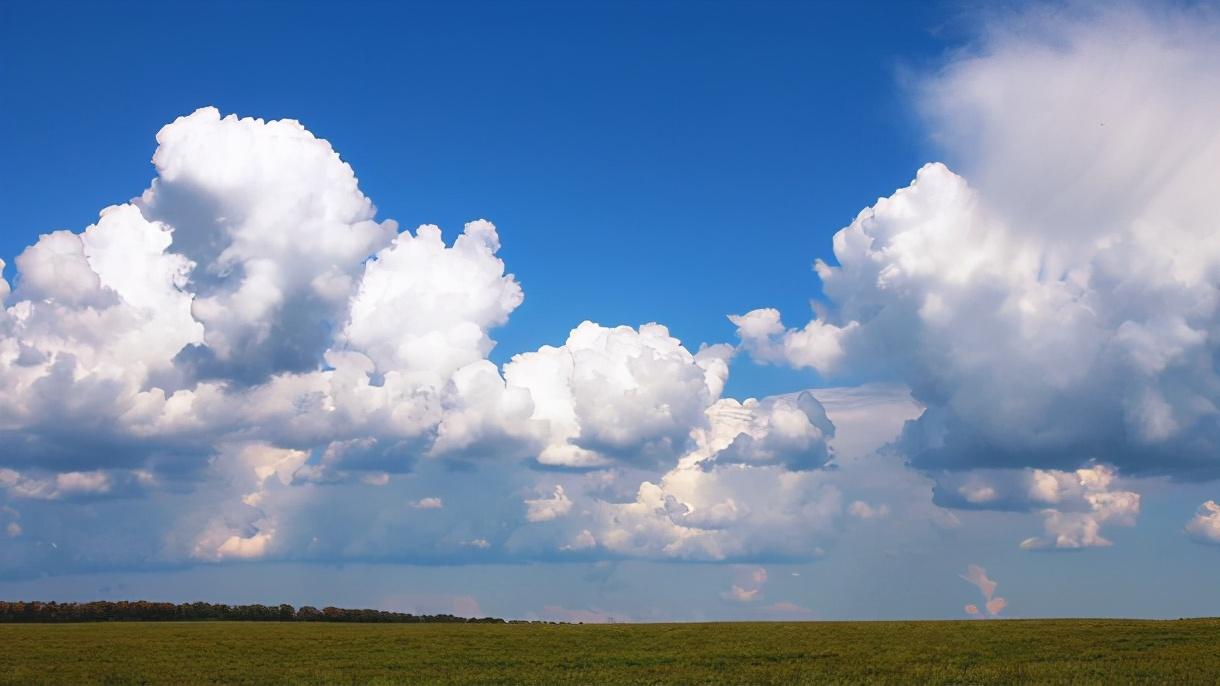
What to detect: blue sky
<box><xmin>1</xmin><ymin>1</ymin><xmax>1219</xmax><ymax>621</ymax></box>
<box><xmin>1</xmin><ymin>0</ymin><xmax>948</xmax><ymax>396</ymax></box>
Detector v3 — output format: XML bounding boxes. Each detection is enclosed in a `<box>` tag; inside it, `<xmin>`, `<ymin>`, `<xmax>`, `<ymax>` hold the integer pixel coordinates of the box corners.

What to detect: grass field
<box><xmin>2</xmin><ymin>618</ymin><xmax>1219</xmax><ymax>684</ymax></box>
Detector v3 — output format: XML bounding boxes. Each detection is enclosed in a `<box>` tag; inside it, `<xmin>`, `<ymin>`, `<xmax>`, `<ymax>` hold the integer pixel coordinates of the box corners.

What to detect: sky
<box><xmin>0</xmin><ymin>0</ymin><xmax>1218</xmax><ymax>622</ymax></box>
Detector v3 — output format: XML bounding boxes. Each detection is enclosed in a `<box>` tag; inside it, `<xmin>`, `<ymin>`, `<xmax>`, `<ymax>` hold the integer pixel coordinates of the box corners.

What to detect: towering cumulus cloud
<box><xmin>734</xmin><ymin>6</ymin><xmax>1220</xmax><ymax>548</ymax></box>
<box><xmin>0</xmin><ymin>107</ymin><xmax>845</xmax><ymax>573</ymax></box>
<box><xmin>135</xmin><ymin>108</ymin><xmax>397</xmax><ymax>383</ymax></box>
<box><xmin>0</xmin><ymin>108</ymin><xmax>535</xmax><ymax>564</ymax></box>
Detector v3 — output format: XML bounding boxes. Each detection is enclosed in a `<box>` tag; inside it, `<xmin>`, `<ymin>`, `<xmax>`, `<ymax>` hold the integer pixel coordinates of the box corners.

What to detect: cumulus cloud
<box><xmin>498</xmin><ymin>382</ymin><xmax>932</xmax><ymax>565</ymax></box>
<box><xmin>15</xmin><ymin>5</ymin><xmax>1214</xmax><ymax>579</ymax></box>
<box><xmin>732</xmin><ymin>5</ymin><xmax>1220</xmax><ymax>550</ymax></box>
<box><xmin>0</xmin><ymin>106</ymin><xmax>564</xmax><ymax>573</ymax></box>
<box><xmin>960</xmin><ymin>564</ymin><xmax>1006</xmax><ymax>618</ymax></box>
<box><xmin>340</xmin><ymin>219</ymin><xmax>523</xmax><ymax>381</ymax></box>
<box><xmin>0</xmin><ymin>109</ymin><xmax>534</xmax><ymax>486</ymax></box>
<box><xmin>1</xmin><ymin>105</ymin><xmax>849</xmax><ymax>575</ymax></box>
<box><xmin>135</xmin><ymin>107</ymin><xmax>396</xmax><ymax>383</ymax></box>
<box><xmin>524</xmin><ymin>485</ymin><xmax>573</xmax><ymax>522</ymax></box>
<box><xmin>504</xmin><ymin>322</ymin><xmax>729</xmax><ymax>468</ymax></box>
<box><xmin>1185</xmin><ymin>500</ymin><xmax>1220</xmax><ymax>545</ymax></box>
<box><xmin>0</xmin><ymin>467</ymin><xmax>155</xmax><ymax>502</ymax></box>
<box><xmin>696</xmin><ymin>393</ymin><xmax>834</xmax><ymax>471</ymax></box>
<box><xmin>931</xmin><ymin>464</ymin><xmax>1140</xmax><ymax>550</ymax></box>
<box><xmin>550</xmin><ymin>389</ymin><xmax>841</xmax><ymax>562</ymax></box>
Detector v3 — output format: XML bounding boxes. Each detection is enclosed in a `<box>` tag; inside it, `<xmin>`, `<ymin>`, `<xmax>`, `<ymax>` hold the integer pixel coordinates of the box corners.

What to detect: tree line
<box><xmin>0</xmin><ymin>601</ymin><xmax>511</xmax><ymax>623</ymax></box>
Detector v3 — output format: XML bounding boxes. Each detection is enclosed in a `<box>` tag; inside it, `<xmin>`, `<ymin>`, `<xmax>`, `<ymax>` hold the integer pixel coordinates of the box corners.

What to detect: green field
<box><xmin>3</xmin><ymin>619</ymin><xmax>1219</xmax><ymax>684</ymax></box>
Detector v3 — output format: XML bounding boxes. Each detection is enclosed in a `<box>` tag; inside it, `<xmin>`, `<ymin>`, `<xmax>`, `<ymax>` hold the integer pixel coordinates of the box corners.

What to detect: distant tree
<box><xmin>0</xmin><ymin>600</ymin><xmax>510</xmax><ymax>624</ymax></box>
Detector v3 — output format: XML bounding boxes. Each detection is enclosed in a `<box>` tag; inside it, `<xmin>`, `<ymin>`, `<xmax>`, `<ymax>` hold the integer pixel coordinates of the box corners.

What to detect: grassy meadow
<box><xmin>2</xmin><ymin>618</ymin><xmax>1219</xmax><ymax>684</ymax></box>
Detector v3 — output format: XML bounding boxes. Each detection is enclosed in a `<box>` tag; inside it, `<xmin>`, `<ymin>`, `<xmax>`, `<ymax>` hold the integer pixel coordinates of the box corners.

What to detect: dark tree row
<box><xmin>0</xmin><ymin>601</ymin><xmax>507</xmax><ymax>623</ymax></box>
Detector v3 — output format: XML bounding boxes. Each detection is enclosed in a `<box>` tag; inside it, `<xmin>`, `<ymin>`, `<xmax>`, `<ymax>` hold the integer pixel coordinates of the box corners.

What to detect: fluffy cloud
<box><xmin>0</xmin><ymin>106</ymin><xmax>850</xmax><ymax>574</ymax></box>
<box><xmin>0</xmin><ymin>108</ymin><xmax>538</xmax><ymax>571</ymax></box>
<box><xmin>340</xmin><ymin>220</ymin><xmax>522</xmax><ymax>380</ymax></box>
<box><xmin>520</xmin><ymin>387</ymin><xmax>845</xmax><ymax>562</ymax></box>
<box><xmin>504</xmin><ymin>323</ymin><xmax>730</xmax><ymax>468</ymax></box>
<box><xmin>1185</xmin><ymin>500</ymin><xmax>1220</xmax><ymax>546</ymax></box>
<box><xmin>930</xmin><ymin>464</ymin><xmax>1140</xmax><ymax>549</ymax></box>
<box><xmin>10</xmin><ymin>5</ymin><xmax>1214</xmax><ymax>579</ymax></box>
<box><xmin>733</xmin><ymin>6</ymin><xmax>1220</xmax><ymax>550</ymax></box>
<box><xmin>524</xmin><ymin>485</ymin><xmax>573</xmax><ymax>522</ymax></box>
<box><xmin>135</xmin><ymin>107</ymin><xmax>396</xmax><ymax>383</ymax></box>
<box><xmin>0</xmin><ymin>205</ymin><xmax>203</xmax><ymax>468</ymax></box>
<box><xmin>694</xmin><ymin>393</ymin><xmax>834</xmax><ymax>471</ymax></box>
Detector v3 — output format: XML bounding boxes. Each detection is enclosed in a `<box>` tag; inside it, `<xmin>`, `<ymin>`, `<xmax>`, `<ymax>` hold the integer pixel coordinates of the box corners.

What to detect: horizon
<box><xmin>1</xmin><ymin>0</ymin><xmax>1219</xmax><ymax>625</ymax></box>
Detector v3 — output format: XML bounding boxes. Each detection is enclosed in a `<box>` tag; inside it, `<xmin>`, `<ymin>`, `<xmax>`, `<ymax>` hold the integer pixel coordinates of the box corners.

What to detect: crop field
<box><xmin>2</xmin><ymin>618</ymin><xmax>1219</xmax><ymax>684</ymax></box>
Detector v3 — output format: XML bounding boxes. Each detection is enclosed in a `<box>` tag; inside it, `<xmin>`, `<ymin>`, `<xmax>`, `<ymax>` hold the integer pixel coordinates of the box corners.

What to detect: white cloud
<box><xmin>0</xmin><ymin>468</ymin><xmax>151</xmax><ymax>501</ymax></box>
<box><xmin>1185</xmin><ymin>500</ymin><xmax>1220</xmax><ymax>545</ymax></box>
<box><xmin>732</xmin><ymin>7</ymin><xmax>1220</xmax><ymax>550</ymax></box>
<box><xmin>561</xmin><ymin>529</ymin><xmax>596</xmax><ymax>551</ymax></box>
<box><xmin>932</xmin><ymin>464</ymin><xmax>1140</xmax><ymax>550</ymax></box>
<box><xmin>340</xmin><ymin>219</ymin><xmax>522</xmax><ymax>381</ymax></box>
<box><xmin>524</xmin><ymin>485</ymin><xmax>573</xmax><ymax>522</ymax></box>
<box><xmin>504</xmin><ymin>322</ymin><xmax>728</xmax><ymax>468</ymax></box>
<box><xmin>692</xmin><ymin>393</ymin><xmax>834</xmax><ymax>471</ymax></box>
<box><xmin>562</xmin><ymin>390</ymin><xmax>842</xmax><ymax>561</ymax></box>
<box><xmin>10</xmin><ymin>5</ymin><xmax>1214</xmax><ymax>580</ymax></box>
<box><xmin>0</xmin><ymin>259</ymin><xmax>10</xmax><ymax>306</ymax></box>
<box><xmin>135</xmin><ymin>107</ymin><xmax>396</xmax><ymax>382</ymax></box>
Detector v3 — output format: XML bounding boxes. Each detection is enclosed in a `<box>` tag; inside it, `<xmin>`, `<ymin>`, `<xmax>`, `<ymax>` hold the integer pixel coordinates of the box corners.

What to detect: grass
<box><xmin>2</xmin><ymin>618</ymin><xmax>1219</xmax><ymax>684</ymax></box>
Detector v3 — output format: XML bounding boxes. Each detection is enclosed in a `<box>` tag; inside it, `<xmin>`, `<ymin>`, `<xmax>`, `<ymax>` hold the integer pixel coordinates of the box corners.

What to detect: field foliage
<box><xmin>2</xmin><ymin>618</ymin><xmax>1218</xmax><ymax>684</ymax></box>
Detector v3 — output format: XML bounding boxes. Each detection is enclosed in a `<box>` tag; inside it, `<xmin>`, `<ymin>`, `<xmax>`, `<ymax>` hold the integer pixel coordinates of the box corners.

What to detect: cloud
<box><xmin>524</xmin><ymin>485</ymin><xmax>573</xmax><ymax>522</ymax></box>
<box><xmin>573</xmin><ymin>391</ymin><xmax>841</xmax><ymax>561</ymax></box>
<box><xmin>960</xmin><ymin>564</ymin><xmax>1006</xmax><ymax>618</ymax></box>
<box><xmin>847</xmin><ymin>501</ymin><xmax>890</xmax><ymax>520</ymax></box>
<box><xmin>499</xmin><ymin>383</ymin><xmax>924</xmax><ymax>565</ymax></box>
<box><xmin>0</xmin><ymin>109</ymin><xmax>532</xmax><ymax>489</ymax></box>
<box><xmin>1186</xmin><ymin>500</ymin><xmax>1220</xmax><ymax>545</ymax></box>
<box><xmin>504</xmin><ymin>322</ymin><xmax>729</xmax><ymax>468</ymax></box>
<box><xmin>722</xmin><ymin>566</ymin><xmax>767</xmax><ymax>602</ymax></box>
<box><xmin>0</xmin><ymin>105</ymin><xmax>868</xmax><ymax>576</ymax></box>
<box><xmin>340</xmin><ymin>219</ymin><xmax>523</xmax><ymax>382</ymax></box>
<box><xmin>931</xmin><ymin>464</ymin><xmax>1140</xmax><ymax>550</ymax></box>
<box><xmin>0</xmin><ymin>467</ymin><xmax>155</xmax><ymax>502</ymax></box>
<box><xmin>731</xmin><ymin>5</ymin><xmax>1220</xmax><ymax>551</ymax></box>
<box><xmin>20</xmin><ymin>5</ymin><xmax>1213</xmax><ymax>585</ymax></box>
<box><xmin>696</xmin><ymin>393</ymin><xmax>834</xmax><ymax>471</ymax></box>
<box><xmin>135</xmin><ymin>107</ymin><xmax>396</xmax><ymax>383</ymax></box>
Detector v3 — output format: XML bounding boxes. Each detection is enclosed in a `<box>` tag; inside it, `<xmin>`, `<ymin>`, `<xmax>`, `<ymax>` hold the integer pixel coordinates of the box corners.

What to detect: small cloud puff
<box><xmin>960</xmin><ymin>564</ymin><xmax>1007</xmax><ymax>618</ymax></box>
<box><xmin>1186</xmin><ymin>500</ymin><xmax>1220</xmax><ymax>545</ymax></box>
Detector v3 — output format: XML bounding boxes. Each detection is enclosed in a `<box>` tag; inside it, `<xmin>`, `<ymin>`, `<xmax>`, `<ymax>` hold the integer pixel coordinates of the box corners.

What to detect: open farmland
<box><xmin>2</xmin><ymin>618</ymin><xmax>1219</xmax><ymax>684</ymax></box>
